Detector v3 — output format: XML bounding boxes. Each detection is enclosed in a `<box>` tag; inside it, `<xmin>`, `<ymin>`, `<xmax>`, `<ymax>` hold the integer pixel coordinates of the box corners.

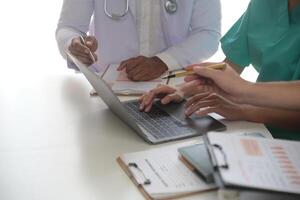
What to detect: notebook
<box><xmin>102</xmin><ymin>64</ymin><xmax>168</xmax><ymax>95</ymax></box>
<box><xmin>117</xmin><ymin>141</ymin><xmax>216</xmax><ymax>200</ymax></box>
<box><xmin>178</xmin><ymin>144</ymin><xmax>214</xmax><ymax>183</ymax></box>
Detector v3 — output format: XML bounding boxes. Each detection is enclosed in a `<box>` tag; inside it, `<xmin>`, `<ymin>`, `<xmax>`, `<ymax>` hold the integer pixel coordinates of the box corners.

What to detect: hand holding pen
<box><xmin>162</xmin><ymin>63</ymin><xmax>226</xmax><ymax>79</ymax></box>
<box><xmin>68</xmin><ymin>35</ymin><xmax>98</xmax><ymax>66</ymax></box>
<box><xmin>140</xmin><ymin>62</ymin><xmax>228</xmax><ymax>113</ymax></box>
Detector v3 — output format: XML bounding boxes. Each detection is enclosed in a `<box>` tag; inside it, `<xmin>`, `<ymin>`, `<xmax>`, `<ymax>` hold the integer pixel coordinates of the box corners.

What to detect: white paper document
<box><xmin>208</xmin><ymin>133</ymin><xmax>300</xmax><ymax>194</ymax></box>
<box><xmin>120</xmin><ymin>141</ymin><xmax>216</xmax><ymax>199</ymax></box>
<box><xmin>102</xmin><ymin>64</ymin><xmax>168</xmax><ymax>95</ymax></box>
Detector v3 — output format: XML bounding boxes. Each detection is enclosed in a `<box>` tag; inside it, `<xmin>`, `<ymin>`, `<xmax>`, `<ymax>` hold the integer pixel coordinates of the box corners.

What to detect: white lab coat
<box><xmin>56</xmin><ymin>0</ymin><xmax>221</xmax><ymax>71</ymax></box>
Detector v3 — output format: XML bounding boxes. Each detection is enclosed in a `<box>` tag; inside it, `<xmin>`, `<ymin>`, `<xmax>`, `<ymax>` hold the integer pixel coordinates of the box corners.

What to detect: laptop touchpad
<box><xmin>155</xmin><ymin>101</ymin><xmax>226</xmax><ymax>132</ymax></box>
<box><xmin>155</xmin><ymin>101</ymin><xmax>187</xmax><ymax>122</ymax></box>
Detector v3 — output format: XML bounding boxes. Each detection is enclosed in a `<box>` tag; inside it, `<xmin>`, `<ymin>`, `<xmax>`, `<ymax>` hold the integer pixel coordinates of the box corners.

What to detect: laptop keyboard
<box><xmin>124</xmin><ymin>101</ymin><xmax>194</xmax><ymax>140</ymax></box>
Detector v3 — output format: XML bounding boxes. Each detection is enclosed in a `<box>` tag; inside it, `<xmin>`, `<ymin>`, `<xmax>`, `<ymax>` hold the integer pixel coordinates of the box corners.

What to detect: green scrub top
<box><xmin>221</xmin><ymin>0</ymin><xmax>300</xmax><ymax>140</ymax></box>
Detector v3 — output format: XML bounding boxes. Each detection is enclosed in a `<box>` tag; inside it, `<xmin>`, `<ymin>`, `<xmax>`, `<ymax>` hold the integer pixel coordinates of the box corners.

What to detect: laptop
<box><xmin>68</xmin><ymin>53</ymin><xmax>226</xmax><ymax>144</ymax></box>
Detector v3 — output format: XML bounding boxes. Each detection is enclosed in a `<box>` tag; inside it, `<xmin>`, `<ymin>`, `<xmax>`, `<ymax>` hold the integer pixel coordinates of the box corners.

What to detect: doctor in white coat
<box><xmin>56</xmin><ymin>0</ymin><xmax>221</xmax><ymax>81</ymax></box>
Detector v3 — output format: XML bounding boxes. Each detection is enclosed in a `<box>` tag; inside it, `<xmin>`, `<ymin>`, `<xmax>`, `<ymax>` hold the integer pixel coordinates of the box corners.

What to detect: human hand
<box><xmin>139</xmin><ymin>84</ymin><xmax>184</xmax><ymax>112</ymax></box>
<box><xmin>139</xmin><ymin>78</ymin><xmax>206</xmax><ymax>112</ymax></box>
<box><xmin>68</xmin><ymin>36</ymin><xmax>98</xmax><ymax>65</ymax></box>
<box><xmin>117</xmin><ymin>56</ymin><xmax>168</xmax><ymax>81</ymax></box>
<box><xmin>184</xmin><ymin>62</ymin><xmax>251</xmax><ymax>103</ymax></box>
<box><xmin>184</xmin><ymin>93</ymin><xmax>247</xmax><ymax>121</ymax></box>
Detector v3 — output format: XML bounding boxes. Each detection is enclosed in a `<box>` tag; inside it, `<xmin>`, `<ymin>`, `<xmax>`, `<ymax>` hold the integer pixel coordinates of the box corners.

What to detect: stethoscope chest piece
<box><xmin>165</xmin><ymin>0</ymin><xmax>177</xmax><ymax>14</ymax></box>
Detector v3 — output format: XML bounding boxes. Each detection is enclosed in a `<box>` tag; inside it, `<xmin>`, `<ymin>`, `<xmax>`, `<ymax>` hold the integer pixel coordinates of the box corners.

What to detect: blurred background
<box><xmin>0</xmin><ymin>1</ymin><xmax>255</xmax><ymax>199</ymax></box>
<box><xmin>0</xmin><ymin>0</ymin><xmax>254</xmax><ymax>106</ymax></box>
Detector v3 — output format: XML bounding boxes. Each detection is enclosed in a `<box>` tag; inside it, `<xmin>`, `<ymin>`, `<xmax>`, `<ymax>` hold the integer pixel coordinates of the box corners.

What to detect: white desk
<box><xmin>0</xmin><ymin>73</ymin><xmax>271</xmax><ymax>200</ymax></box>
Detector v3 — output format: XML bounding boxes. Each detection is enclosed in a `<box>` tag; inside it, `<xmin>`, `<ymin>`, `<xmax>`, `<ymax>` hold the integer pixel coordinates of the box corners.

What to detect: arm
<box><xmin>157</xmin><ymin>0</ymin><xmax>221</xmax><ymax>71</ymax></box>
<box><xmin>55</xmin><ymin>0</ymin><xmax>94</xmax><ymax>60</ymax></box>
<box><xmin>242</xmin><ymin>105</ymin><xmax>300</xmax><ymax>131</ymax></box>
<box><xmin>183</xmin><ymin>89</ymin><xmax>300</xmax><ymax>133</ymax></box>
<box><xmin>242</xmin><ymin>81</ymin><xmax>300</xmax><ymax>110</ymax></box>
<box><xmin>189</xmin><ymin>64</ymin><xmax>300</xmax><ymax>110</ymax></box>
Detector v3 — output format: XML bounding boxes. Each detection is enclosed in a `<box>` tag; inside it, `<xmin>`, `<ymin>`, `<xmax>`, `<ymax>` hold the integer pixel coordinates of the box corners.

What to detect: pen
<box><xmin>79</xmin><ymin>36</ymin><xmax>96</xmax><ymax>63</ymax></box>
<box><xmin>162</xmin><ymin>63</ymin><xmax>226</xmax><ymax>79</ymax></box>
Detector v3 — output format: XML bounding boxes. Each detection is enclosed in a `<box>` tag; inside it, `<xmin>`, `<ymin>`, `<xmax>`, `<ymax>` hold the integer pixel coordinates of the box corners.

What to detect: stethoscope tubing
<box><xmin>104</xmin><ymin>0</ymin><xmax>177</xmax><ymax>20</ymax></box>
<box><xmin>104</xmin><ymin>0</ymin><xmax>130</xmax><ymax>20</ymax></box>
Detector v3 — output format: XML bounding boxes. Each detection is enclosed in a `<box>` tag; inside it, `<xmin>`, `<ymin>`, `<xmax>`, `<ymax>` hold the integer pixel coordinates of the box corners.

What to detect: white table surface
<box><xmin>0</xmin><ymin>73</ymin><xmax>271</xmax><ymax>200</ymax></box>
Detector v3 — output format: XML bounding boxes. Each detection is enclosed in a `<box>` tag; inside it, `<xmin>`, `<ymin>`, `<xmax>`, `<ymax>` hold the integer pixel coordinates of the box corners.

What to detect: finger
<box><xmin>76</xmin><ymin>55</ymin><xmax>93</xmax><ymax>65</ymax></box>
<box><xmin>185</xmin><ymin>92</ymin><xmax>211</xmax><ymax>108</ymax></box>
<box><xmin>139</xmin><ymin>94</ymin><xmax>145</xmax><ymax>102</ymax></box>
<box><xmin>118</xmin><ymin>57</ymin><xmax>142</xmax><ymax>71</ymax></box>
<box><xmin>195</xmin><ymin>84</ymin><xmax>216</xmax><ymax>94</ymax></box>
<box><xmin>185</xmin><ymin>65</ymin><xmax>197</xmax><ymax>71</ymax></box>
<box><xmin>182</xmin><ymin>80</ymin><xmax>213</xmax><ymax>97</ymax></box>
<box><xmin>180</xmin><ymin>80</ymin><xmax>203</xmax><ymax>96</ymax></box>
<box><xmin>184</xmin><ymin>75</ymin><xmax>208</xmax><ymax>85</ymax></box>
<box><xmin>85</xmin><ymin>36</ymin><xmax>98</xmax><ymax>52</ymax></box>
<box><xmin>161</xmin><ymin>92</ymin><xmax>182</xmax><ymax>104</ymax></box>
<box><xmin>144</xmin><ymin>90</ymin><xmax>158</xmax><ymax>106</ymax></box>
<box><xmin>201</xmin><ymin>92</ymin><xmax>220</xmax><ymax>101</ymax></box>
<box><xmin>69</xmin><ymin>47</ymin><xmax>91</xmax><ymax>60</ymax></box>
<box><xmin>118</xmin><ymin>58</ymin><xmax>135</xmax><ymax>71</ymax></box>
<box><xmin>156</xmin><ymin>83</ymin><xmax>166</xmax><ymax>88</ymax></box>
<box><xmin>202</xmin><ymin>93</ymin><xmax>233</xmax><ymax>106</ymax></box>
<box><xmin>68</xmin><ymin>42</ymin><xmax>92</xmax><ymax>59</ymax></box>
<box><xmin>131</xmin><ymin>63</ymin><xmax>162</xmax><ymax>82</ymax></box>
<box><xmin>139</xmin><ymin>94</ymin><xmax>146</xmax><ymax>111</ymax></box>
<box><xmin>194</xmin><ymin>106</ymin><xmax>218</xmax><ymax>117</ymax></box>
<box><xmin>126</xmin><ymin>57</ymin><xmax>145</xmax><ymax>74</ymax></box>
<box><xmin>145</xmin><ymin>86</ymin><xmax>176</xmax><ymax>106</ymax></box>
<box><xmin>118</xmin><ymin>60</ymin><xmax>128</xmax><ymax>71</ymax></box>
<box><xmin>127</xmin><ymin>61</ymin><xmax>145</xmax><ymax>80</ymax></box>
<box><xmin>184</xmin><ymin>75</ymin><xmax>199</xmax><ymax>82</ymax></box>
<box><xmin>139</xmin><ymin>93</ymin><xmax>153</xmax><ymax>112</ymax></box>
<box><xmin>193</xmin><ymin>66</ymin><xmax>221</xmax><ymax>82</ymax></box>
<box><xmin>127</xmin><ymin>68</ymin><xmax>143</xmax><ymax>81</ymax></box>
<box><xmin>184</xmin><ymin>99</ymin><xmax>217</xmax><ymax>116</ymax></box>
<box><xmin>71</xmin><ymin>38</ymin><xmax>91</xmax><ymax>55</ymax></box>
<box><xmin>92</xmin><ymin>53</ymin><xmax>98</xmax><ymax>62</ymax></box>
<box><xmin>131</xmin><ymin>70</ymin><xmax>148</xmax><ymax>82</ymax></box>
<box><xmin>145</xmin><ymin>100</ymin><xmax>154</xmax><ymax>113</ymax></box>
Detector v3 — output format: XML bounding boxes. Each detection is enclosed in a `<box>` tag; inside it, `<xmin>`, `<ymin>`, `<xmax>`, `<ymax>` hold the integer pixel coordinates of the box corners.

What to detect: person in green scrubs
<box><xmin>139</xmin><ymin>0</ymin><xmax>300</xmax><ymax>140</ymax></box>
<box><xmin>219</xmin><ymin>0</ymin><xmax>300</xmax><ymax>140</ymax></box>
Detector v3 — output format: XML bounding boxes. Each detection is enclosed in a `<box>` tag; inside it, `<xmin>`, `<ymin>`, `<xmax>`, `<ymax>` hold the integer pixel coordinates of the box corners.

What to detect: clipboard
<box><xmin>116</xmin><ymin>142</ymin><xmax>217</xmax><ymax>200</ymax></box>
<box><xmin>117</xmin><ymin>157</ymin><xmax>216</xmax><ymax>200</ymax></box>
<box><xmin>203</xmin><ymin>133</ymin><xmax>300</xmax><ymax>197</ymax></box>
<box><xmin>117</xmin><ymin>157</ymin><xmax>153</xmax><ymax>200</ymax></box>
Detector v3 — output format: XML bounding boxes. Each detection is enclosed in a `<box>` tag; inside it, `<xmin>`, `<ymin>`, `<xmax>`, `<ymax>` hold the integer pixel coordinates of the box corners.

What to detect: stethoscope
<box><xmin>104</xmin><ymin>0</ymin><xmax>178</xmax><ymax>20</ymax></box>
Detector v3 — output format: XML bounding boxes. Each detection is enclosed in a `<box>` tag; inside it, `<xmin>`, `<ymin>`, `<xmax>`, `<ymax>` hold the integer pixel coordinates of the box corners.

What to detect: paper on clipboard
<box><xmin>207</xmin><ymin>133</ymin><xmax>300</xmax><ymax>195</ymax></box>
<box><xmin>118</xmin><ymin>141</ymin><xmax>216</xmax><ymax>200</ymax></box>
<box><xmin>102</xmin><ymin>64</ymin><xmax>168</xmax><ymax>95</ymax></box>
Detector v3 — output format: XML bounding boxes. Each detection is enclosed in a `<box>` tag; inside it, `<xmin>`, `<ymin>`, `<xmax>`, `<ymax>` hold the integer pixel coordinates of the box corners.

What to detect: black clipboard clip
<box><xmin>128</xmin><ymin>163</ymin><xmax>151</xmax><ymax>186</ymax></box>
<box><xmin>204</xmin><ymin>134</ymin><xmax>229</xmax><ymax>170</ymax></box>
<box><xmin>211</xmin><ymin>144</ymin><xmax>229</xmax><ymax>169</ymax></box>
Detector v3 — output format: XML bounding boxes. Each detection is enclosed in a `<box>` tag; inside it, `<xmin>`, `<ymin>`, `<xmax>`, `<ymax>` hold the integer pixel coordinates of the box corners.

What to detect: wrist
<box><xmin>239</xmin><ymin>104</ymin><xmax>266</xmax><ymax>123</ymax></box>
<box><xmin>155</xmin><ymin>52</ymin><xmax>181</xmax><ymax>71</ymax></box>
<box><xmin>153</xmin><ymin>56</ymin><xmax>168</xmax><ymax>72</ymax></box>
<box><xmin>239</xmin><ymin>81</ymin><xmax>255</xmax><ymax>104</ymax></box>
